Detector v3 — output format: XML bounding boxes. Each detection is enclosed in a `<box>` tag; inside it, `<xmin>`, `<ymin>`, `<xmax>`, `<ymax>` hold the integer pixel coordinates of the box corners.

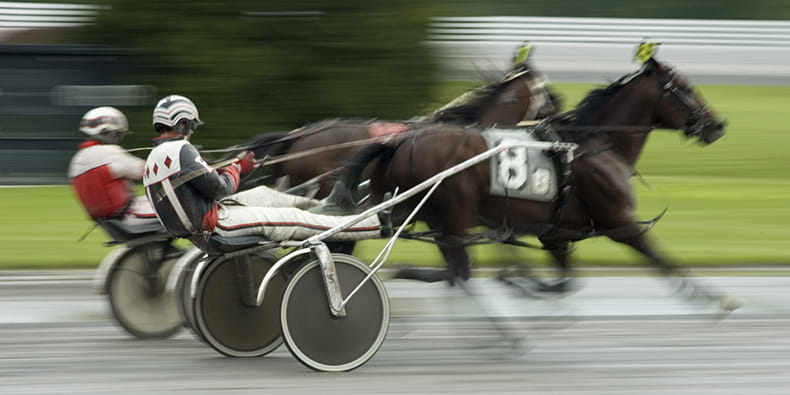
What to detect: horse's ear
<box><xmin>513</xmin><ymin>42</ymin><xmax>533</xmax><ymax>64</ymax></box>
<box><xmin>635</xmin><ymin>41</ymin><xmax>661</xmax><ymax>64</ymax></box>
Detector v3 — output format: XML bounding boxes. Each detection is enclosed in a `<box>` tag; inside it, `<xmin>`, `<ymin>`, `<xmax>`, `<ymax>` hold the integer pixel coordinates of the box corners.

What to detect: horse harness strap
<box><xmin>536</xmin><ymin>125</ymin><xmax>574</xmax><ymax>240</ymax></box>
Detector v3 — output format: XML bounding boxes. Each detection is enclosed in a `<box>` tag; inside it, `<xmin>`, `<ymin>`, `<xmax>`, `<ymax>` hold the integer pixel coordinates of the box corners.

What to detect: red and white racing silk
<box><xmin>68</xmin><ymin>141</ymin><xmax>156</xmax><ymax>223</ymax></box>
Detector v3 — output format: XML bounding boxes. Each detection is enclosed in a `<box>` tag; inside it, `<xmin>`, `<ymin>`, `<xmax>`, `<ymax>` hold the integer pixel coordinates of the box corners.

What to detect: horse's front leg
<box><xmin>612</xmin><ymin>232</ymin><xmax>743</xmax><ymax>312</ymax></box>
<box><xmin>537</xmin><ymin>238</ymin><xmax>577</xmax><ymax>294</ymax></box>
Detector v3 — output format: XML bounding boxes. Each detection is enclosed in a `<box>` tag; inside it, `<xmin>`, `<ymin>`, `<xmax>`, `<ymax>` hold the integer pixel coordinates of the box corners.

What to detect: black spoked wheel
<box><xmin>281</xmin><ymin>254</ymin><xmax>390</xmax><ymax>372</ymax></box>
<box><xmin>193</xmin><ymin>251</ymin><xmax>285</xmax><ymax>357</ymax></box>
<box><xmin>107</xmin><ymin>242</ymin><xmax>183</xmax><ymax>339</ymax></box>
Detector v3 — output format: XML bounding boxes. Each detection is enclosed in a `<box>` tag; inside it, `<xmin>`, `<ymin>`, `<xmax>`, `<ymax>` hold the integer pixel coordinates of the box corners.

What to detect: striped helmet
<box><xmin>79</xmin><ymin>106</ymin><xmax>129</xmax><ymax>136</ymax></box>
<box><xmin>152</xmin><ymin>95</ymin><xmax>203</xmax><ymax>128</ymax></box>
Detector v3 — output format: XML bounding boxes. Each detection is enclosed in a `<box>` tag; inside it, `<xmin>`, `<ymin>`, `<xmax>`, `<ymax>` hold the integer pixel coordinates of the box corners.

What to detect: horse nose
<box><xmin>703</xmin><ymin>119</ymin><xmax>727</xmax><ymax>144</ymax></box>
<box><xmin>718</xmin><ymin>119</ymin><xmax>728</xmax><ymax>131</ymax></box>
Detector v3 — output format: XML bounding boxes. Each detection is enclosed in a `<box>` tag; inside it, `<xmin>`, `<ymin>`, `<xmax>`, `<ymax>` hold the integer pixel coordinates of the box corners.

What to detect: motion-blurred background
<box><xmin>1</xmin><ymin>1</ymin><xmax>788</xmax><ymax>268</ymax></box>
<box><xmin>2</xmin><ymin>0</ymin><xmax>789</xmax><ymax>183</ymax></box>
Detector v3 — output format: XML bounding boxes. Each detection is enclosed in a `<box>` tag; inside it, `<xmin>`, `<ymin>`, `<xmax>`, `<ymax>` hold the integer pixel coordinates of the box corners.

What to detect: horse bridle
<box><xmin>656</xmin><ymin>69</ymin><xmax>714</xmax><ymax>138</ymax></box>
<box><xmin>501</xmin><ymin>67</ymin><xmax>555</xmax><ymax>122</ymax></box>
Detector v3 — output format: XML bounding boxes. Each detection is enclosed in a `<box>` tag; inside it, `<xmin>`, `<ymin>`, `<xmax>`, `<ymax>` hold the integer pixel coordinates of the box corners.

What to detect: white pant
<box><xmin>214</xmin><ymin>186</ymin><xmax>381</xmax><ymax>242</ymax></box>
<box><xmin>121</xmin><ymin>195</ymin><xmax>161</xmax><ymax>226</ymax></box>
<box><xmin>221</xmin><ymin>185</ymin><xmax>321</xmax><ymax>209</ymax></box>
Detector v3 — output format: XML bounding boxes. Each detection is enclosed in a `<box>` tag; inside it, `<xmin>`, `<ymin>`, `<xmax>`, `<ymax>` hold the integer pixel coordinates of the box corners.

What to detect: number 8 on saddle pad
<box><xmin>482</xmin><ymin>129</ymin><xmax>558</xmax><ymax>202</ymax></box>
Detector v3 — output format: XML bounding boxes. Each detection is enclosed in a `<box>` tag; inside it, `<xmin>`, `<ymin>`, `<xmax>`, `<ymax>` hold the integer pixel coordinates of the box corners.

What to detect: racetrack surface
<box><xmin>0</xmin><ymin>272</ymin><xmax>788</xmax><ymax>394</ymax></box>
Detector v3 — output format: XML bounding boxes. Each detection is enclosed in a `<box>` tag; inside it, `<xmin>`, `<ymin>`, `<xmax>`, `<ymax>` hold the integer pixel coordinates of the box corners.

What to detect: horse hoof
<box><xmin>538</xmin><ymin>277</ymin><xmax>575</xmax><ymax>294</ymax></box>
<box><xmin>392</xmin><ymin>267</ymin><xmax>449</xmax><ymax>283</ymax></box>
<box><xmin>719</xmin><ymin>295</ymin><xmax>745</xmax><ymax>312</ymax></box>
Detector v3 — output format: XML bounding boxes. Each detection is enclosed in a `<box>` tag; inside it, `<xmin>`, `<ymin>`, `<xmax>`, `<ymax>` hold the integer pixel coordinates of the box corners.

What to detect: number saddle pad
<box><xmin>481</xmin><ymin>129</ymin><xmax>558</xmax><ymax>202</ymax></box>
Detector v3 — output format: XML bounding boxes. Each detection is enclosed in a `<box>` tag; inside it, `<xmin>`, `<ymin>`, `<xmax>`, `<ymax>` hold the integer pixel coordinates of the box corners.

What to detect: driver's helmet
<box><xmin>152</xmin><ymin>95</ymin><xmax>203</xmax><ymax>133</ymax></box>
<box><xmin>79</xmin><ymin>106</ymin><xmax>129</xmax><ymax>144</ymax></box>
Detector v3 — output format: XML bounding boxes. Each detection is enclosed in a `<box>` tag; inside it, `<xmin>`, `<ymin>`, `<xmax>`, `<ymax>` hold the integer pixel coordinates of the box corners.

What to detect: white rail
<box><xmin>428</xmin><ymin>16</ymin><xmax>790</xmax><ymax>85</ymax></box>
<box><xmin>0</xmin><ymin>2</ymin><xmax>102</xmax><ymax>29</ymax></box>
<box><xmin>430</xmin><ymin>16</ymin><xmax>790</xmax><ymax>47</ymax></box>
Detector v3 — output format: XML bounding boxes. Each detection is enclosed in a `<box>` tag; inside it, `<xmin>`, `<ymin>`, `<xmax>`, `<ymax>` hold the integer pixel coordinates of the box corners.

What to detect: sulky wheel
<box><xmin>107</xmin><ymin>242</ymin><xmax>183</xmax><ymax>339</ymax></box>
<box><xmin>193</xmin><ymin>251</ymin><xmax>286</xmax><ymax>357</ymax></box>
<box><xmin>170</xmin><ymin>248</ymin><xmax>206</xmax><ymax>334</ymax></box>
<box><xmin>281</xmin><ymin>254</ymin><xmax>390</xmax><ymax>372</ymax></box>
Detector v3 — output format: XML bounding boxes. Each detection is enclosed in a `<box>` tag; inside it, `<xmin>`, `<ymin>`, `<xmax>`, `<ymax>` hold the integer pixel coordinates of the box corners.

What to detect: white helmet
<box><xmin>152</xmin><ymin>95</ymin><xmax>203</xmax><ymax>131</ymax></box>
<box><xmin>79</xmin><ymin>106</ymin><xmax>129</xmax><ymax>136</ymax></box>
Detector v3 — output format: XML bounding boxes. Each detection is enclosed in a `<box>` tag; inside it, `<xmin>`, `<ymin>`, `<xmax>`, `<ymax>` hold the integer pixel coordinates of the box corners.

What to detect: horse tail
<box><xmin>345</xmin><ymin>143</ymin><xmax>393</xmax><ymax>192</ymax></box>
<box><xmin>326</xmin><ymin>142</ymin><xmax>393</xmax><ymax>211</ymax></box>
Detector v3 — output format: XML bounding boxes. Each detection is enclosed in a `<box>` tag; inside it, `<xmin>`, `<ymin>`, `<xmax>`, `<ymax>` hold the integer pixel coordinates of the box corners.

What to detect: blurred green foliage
<box><xmin>78</xmin><ymin>0</ymin><xmax>437</xmax><ymax>148</ymax></box>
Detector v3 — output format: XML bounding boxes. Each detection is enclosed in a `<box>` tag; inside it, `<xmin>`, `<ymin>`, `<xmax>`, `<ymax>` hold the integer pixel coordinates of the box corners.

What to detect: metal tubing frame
<box><xmin>312</xmin><ymin>243</ymin><xmax>347</xmax><ymax>317</ymax></box>
<box><xmin>255</xmin><ymin>244</ymin><xmax>310</xmax><ymax>306</ymax></box>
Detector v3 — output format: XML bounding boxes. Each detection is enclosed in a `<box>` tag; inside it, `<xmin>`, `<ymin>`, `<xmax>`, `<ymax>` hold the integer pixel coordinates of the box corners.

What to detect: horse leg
<box><xmin>390</xmin><ymin>235</ymin><xmax>468</xmax><ymax>285</ymax></box>
<box><xmin>455</xmin><ymin>279</ymin><xmax>525</xmax><ymax>352</ymax></box>
<box><xmin>326</xmin><ymin>241</ymin><xmax>356</xmax><ymax>255</ymax></box>
<box><xmin>438</xmin><ymin>240</ymin><xmax>524</xmax><ymax>349</ymax></box>
<box><xmin>436</xmin><ymin>236</ymin><xmax>472</xmax><ymax>284</ymax></box>
<box><xmin>499</xmin><ymin>238</ymin><xmax>577</xmax><ymax>296</ymax></box>
<box><xmin>537</xmin><ymin>238</ymin><xmax>577</xmax><ymax>294</ymax></box>
<box><xmin>614</xmin><ymin>233</ymin><xmax>743</xmax><ymax>312</ymax></box>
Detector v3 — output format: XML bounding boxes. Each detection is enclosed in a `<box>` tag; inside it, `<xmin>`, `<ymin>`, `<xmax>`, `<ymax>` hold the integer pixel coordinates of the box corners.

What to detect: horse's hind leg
<box><xmin>392</xmin><ymin>237</ymin><xmax>471</xmax><ymax>285</ymax></box>
<box><xmin>438</xmin><ymin>242</ymin><xmax>524</xmax><ymax>349</ymax></box>
<box><xmin>436</xmin><ymin>236</ymin><xmax>472</xmax><ymax>284</ymax></box>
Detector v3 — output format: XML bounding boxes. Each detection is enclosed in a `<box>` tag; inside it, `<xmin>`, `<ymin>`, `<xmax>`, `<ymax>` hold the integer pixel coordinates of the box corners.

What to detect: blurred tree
<box><xmin>79</xmin><ymin>0</ymin><xmax>437</xmax><ymax>148</ymax></box>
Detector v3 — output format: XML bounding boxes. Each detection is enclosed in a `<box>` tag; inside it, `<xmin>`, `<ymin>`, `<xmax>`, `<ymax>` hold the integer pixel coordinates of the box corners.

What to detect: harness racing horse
<box><xmin>330</xmin><ymin>56</ymin><xmax>742</xmax><ymax>311</ymax></box>
<box><xmin>243</xmin><ymin>58</ymin><xmax>560</xmax><ymax>198</ymax></box>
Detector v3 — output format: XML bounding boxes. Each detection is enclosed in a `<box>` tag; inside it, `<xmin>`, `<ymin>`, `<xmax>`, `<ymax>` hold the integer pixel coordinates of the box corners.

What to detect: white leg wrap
<box><xmin>215</xmin><ymin>205</ymin><xmax>380</xmax><ymax>241</ymax></box>
<box><xmin>225</xmin><ymin>185</ymin><xmax>321</xmax><ymax>209</ymax></box>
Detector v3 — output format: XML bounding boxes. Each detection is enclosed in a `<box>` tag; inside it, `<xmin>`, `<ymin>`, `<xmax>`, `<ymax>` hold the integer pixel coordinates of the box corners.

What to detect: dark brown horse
<box><xmin>330</xmin><ymin>57</ymin><xmax>741</xmax><ymax>310</ymax></box>
<box><xmin>244</xmin><ymin>58</ymin><xmax>560</xmax><ymax>197</ymax></box>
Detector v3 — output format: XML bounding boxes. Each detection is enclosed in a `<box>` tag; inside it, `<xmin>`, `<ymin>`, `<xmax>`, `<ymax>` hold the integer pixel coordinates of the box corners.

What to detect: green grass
<box><xmin>3</xmin><ymin>82</ymin><xmax>790</xmax><ymax>269</ymax></box>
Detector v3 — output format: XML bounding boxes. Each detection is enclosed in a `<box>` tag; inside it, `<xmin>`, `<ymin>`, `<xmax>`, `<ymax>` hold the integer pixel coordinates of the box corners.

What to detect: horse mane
<box><xmin>566</xmin><ymin>69</ymin><xmax>646</xmax><ymax>126</ymax></box>
<box><xmin>428</xmin><ymin>74</ymin><xmax>520</xmax><ymax>124</ymax></box>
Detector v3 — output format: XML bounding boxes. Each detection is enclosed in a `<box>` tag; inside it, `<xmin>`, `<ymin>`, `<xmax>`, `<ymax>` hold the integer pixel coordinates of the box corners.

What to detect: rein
<box><xmin>181</xmin><ymin>121</ymin><xmax>349</xmax><ymax>155</ymax></box>
<box><xmin>260</xmin><ymin>133</ymin><xmax>398</xmax><ymax>166</ymax></box>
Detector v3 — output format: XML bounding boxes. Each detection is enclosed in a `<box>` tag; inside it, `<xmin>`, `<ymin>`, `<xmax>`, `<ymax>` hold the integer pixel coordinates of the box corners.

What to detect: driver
<box><xmin>143</xmin><ymin>95</ymin><xmax>389</xmax><ymax>243</ymax></box>
<box><xmin>68</xmin><ymin>106</ymin><xmax>160</xmax><ymax>226</ymax></box>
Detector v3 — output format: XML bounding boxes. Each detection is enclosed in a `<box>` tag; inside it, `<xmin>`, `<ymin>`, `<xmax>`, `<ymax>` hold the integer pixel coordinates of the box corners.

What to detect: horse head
<box><xmin>430</xmin><ymin>59</ymin><xmax>560</xmax><ymax>127</ymax></box>
<box><xmin>640</xmin><ymin>59</ymin><xmax>726</xmax><ymax>144</ymax></box>
<box><xmin>505</xmin><ymin>58</ymin><xmax>562</xmax><ymax>120</ymax></box>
